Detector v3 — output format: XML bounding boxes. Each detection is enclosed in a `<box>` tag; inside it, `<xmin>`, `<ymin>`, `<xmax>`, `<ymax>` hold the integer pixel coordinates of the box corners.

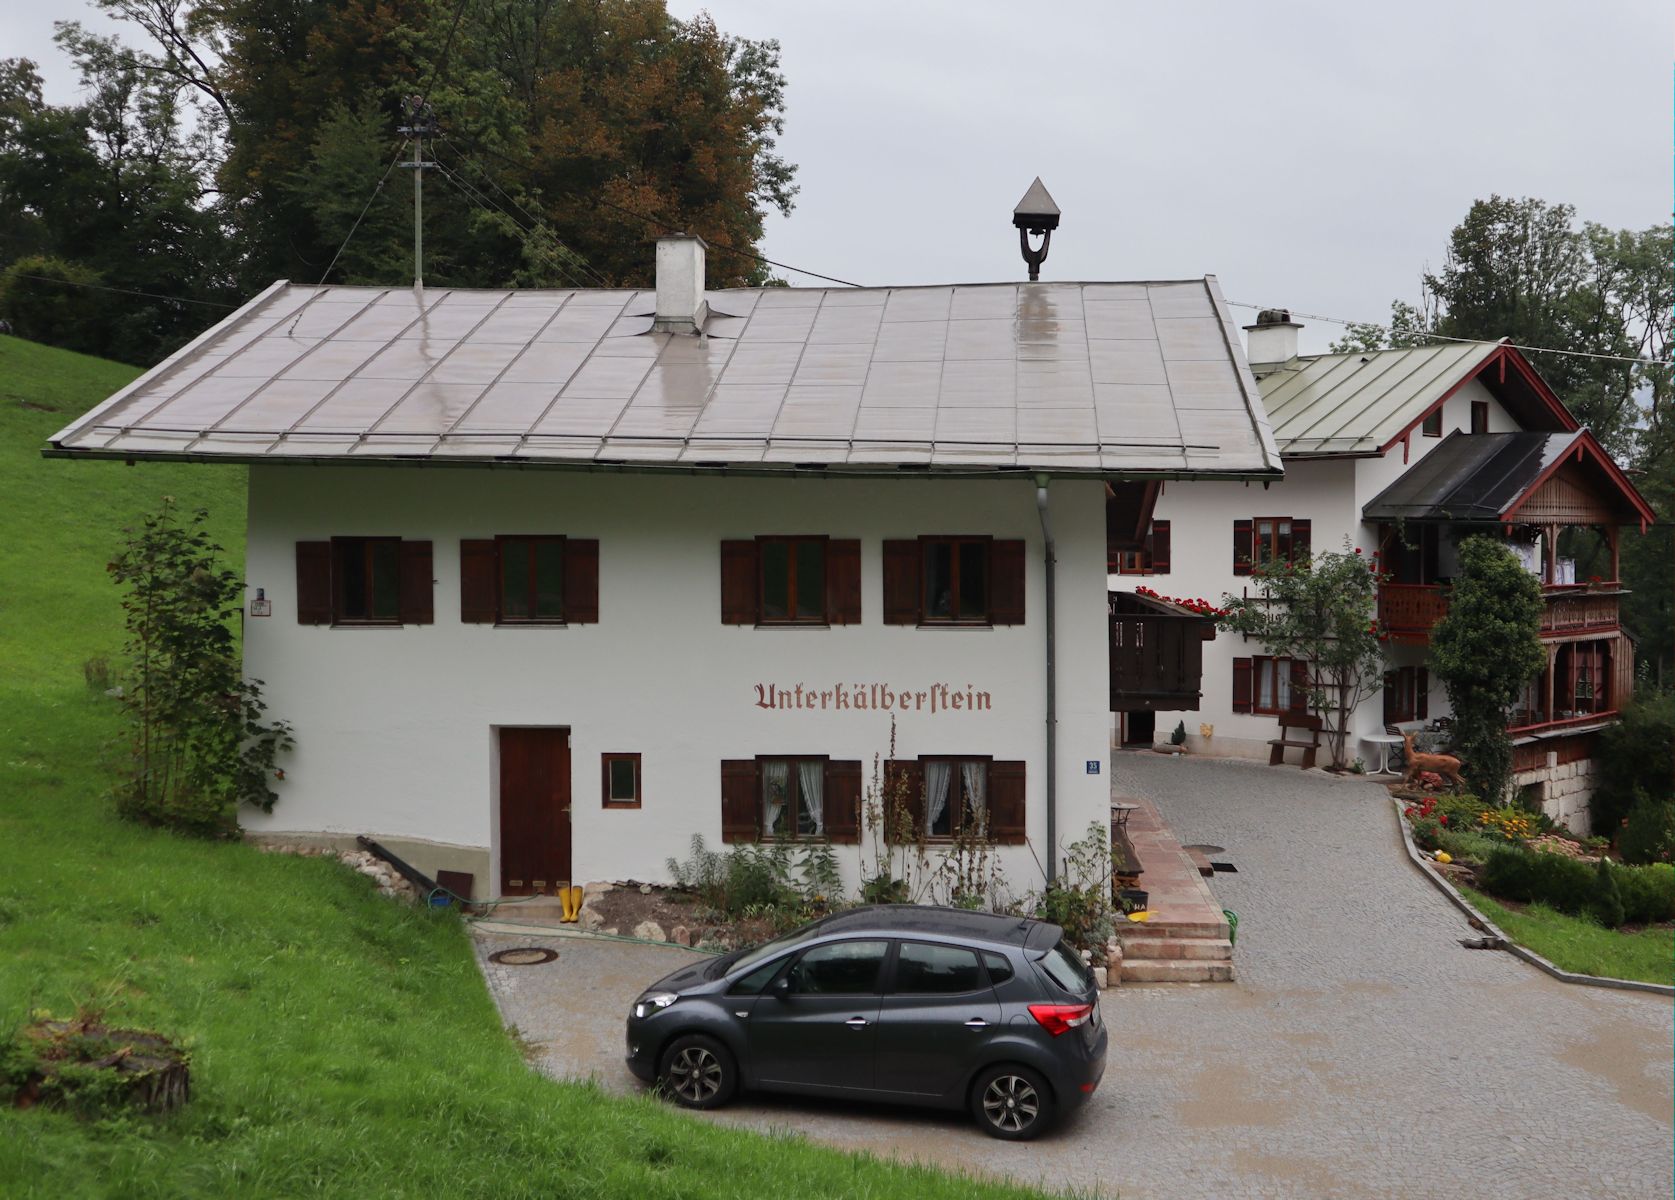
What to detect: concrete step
<box><xmin>1117</xmin><ymin>917</ymin><xmax>1229</xmax><ymax>941</ymax></box>
<box><xmin>1120</xmin><ymin>958</ymin><xmax>1236</xmax><ymax>984</ymax></box>
<box><xmin>1119</xmin><ymin>936</ymin><xmax>1234</xmax><ymax>962</ymax></box>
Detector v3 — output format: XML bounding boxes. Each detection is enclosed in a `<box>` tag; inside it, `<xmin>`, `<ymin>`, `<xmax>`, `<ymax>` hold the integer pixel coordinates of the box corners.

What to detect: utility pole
<box><xmin>397</xmin><ymin>96</ymin><xmax>439</xmax><ymax>302</ymax></box>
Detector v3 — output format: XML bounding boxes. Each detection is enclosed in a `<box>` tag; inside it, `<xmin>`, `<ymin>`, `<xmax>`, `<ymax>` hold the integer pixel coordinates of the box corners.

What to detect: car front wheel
<box><xmin>971</xmin><ymin>1064</ymin><xmax>1054</xmax><ymax>1140</ymax></box>
<box><xmin>657</xmin><ymin>1034</ymin><xmax>737</xmax><ymax>1110</ymax></box>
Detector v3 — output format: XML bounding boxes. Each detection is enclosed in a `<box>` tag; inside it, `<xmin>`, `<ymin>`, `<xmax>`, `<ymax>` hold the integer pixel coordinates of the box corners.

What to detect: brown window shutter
<box><xmin>720</xmin><ymin>759</ymin><xmax>760</xmax><ymax>844</ymax></box>
<box><xmin>1233</xmin><ymin>520</ymin><xmax>1253</xmax><ymax>575</ymax></box>
<box><xmin>720</xmin><ymin>540</ymin><xmax>759</xmax><ymax>625</ymax></box>
<box><xmin>881</xmin><ymin>540</ymin><xmax>920</xmax><ymax>625</ymax></box>
<box><xmin>882</xmin><ymin>759</ymin><xmax>924</xmax><ymax>843</ymax></box>
<box><xmin>1149</xmin><ymin>520</ymin><xmax>1171</xmax><ymax>573</ymax></box>
<box><xmin>295</xmin><ymin>541</ymin><xmax>332</xmax><ymax>624</ymax></box>
<box><xmin>990</xmin><ymin>539</ymin><xmax>1026</xmax><ymax>625</ymax></box>
<box><xmin>1289</xmin><ymin>659</ymin><xmax>1310</xmax><ymax>711</ymax></box>
<box><xmin>988</xmin><ymin>761</ymin><xmax>1027</xmax><ymax>844</ymax></box>
<box><xmin>1291</xmin><ymin>519</ymin><xmax>1311</xmax><ymax>562</ymax></box>
<box><xmin>399</xmin><ymin>541</ymin><xmax>434</xmax><ymax>624</ymax></box>
<box><xmin>459</xmin><ymin>540</ymin><xmax>497</xmax><ymax>623</ymax></box>
<box><xmin>564</xmin><ymin>539</ymin><xmax>599</xmax><ymax>623</ymax></box>
<box><xmin>823</xmin><ymin>760</ymin><xmax>862</xmax><ymax>844</ymax></box>
<box><xmin>1232</xmin><ymin>657</ymin><xmax>1253</xmax><ymax>712</ymax></box>
<box><xmin>1417</xmin><ymin>667</ymin><xmax>1429</xmax><ymax>721</ymax></box>
<box><xmin>826</xmin><ymin>539</ymin><xmax>861</xmax><ymax>625</ymax></box>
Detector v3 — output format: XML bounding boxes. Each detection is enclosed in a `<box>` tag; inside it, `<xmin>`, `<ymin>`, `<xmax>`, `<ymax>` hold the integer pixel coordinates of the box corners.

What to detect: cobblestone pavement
<box><xmin>474</xmin><ymin>756</ymin><xmax>1673</xmax><ymax>1200</ymax></box>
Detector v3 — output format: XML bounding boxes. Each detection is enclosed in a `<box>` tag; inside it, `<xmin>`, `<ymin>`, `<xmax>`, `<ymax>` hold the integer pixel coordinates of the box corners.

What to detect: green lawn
<box><xmin>0</xmin><ymin>336</ymin><xmax>1055</xmax><ymax>1199</ymax></box>
<box><xmin>1460</xmin><ymin>886</ymin><xmax>1675</xmax><ymax>987</ymax></box>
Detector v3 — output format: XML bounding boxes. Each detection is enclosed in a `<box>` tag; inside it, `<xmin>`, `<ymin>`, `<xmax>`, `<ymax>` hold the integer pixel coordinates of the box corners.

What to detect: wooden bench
<box><xmin>1268</xmin><ymin>712</ymin><xmax>1322</xmax><ymax>769</ymax></box>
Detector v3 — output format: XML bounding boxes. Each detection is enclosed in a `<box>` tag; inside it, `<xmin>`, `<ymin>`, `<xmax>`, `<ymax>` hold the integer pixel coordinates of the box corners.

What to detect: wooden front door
<box><xmin>498</xmin><ymin>727</ymin><xmax>571</xmax><ymax>895</ymax></box>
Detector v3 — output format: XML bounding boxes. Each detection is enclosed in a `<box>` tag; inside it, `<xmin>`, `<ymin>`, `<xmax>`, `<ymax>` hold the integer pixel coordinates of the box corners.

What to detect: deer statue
<box><xmin>1401</xmin><ymin>731</ymin><xmax>1464</xmax><ymax>790</ymax></box>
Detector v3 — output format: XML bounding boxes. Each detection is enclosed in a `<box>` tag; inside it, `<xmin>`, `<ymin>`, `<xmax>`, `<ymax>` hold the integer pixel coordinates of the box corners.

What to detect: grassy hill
<box><xmin>0</xmin><ymin>336</ymin><xmax>1048</xmax><ymax>1199</ymax></box>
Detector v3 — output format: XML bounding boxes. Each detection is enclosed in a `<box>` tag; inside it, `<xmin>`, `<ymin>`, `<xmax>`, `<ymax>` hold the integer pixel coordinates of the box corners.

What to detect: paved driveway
<box><xmin>475</xmin><ymin>755</ymin><xmax>1673</xmax><ymax>1200</ymax></box>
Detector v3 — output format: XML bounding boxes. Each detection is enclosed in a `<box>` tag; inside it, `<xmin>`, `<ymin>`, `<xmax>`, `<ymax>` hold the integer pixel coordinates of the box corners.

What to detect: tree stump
<box><xmin>6</xmin><ymin>1015</ymin><xmax>190</xmax><ymax>1116</ymax></box>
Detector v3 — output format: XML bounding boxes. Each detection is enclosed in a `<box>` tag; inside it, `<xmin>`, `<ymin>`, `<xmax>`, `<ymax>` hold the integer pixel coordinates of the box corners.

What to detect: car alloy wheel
<box><xmin>972</xmin><ymin>1065</ymin><xmax>1053</xmax><ymax>1140</ymax></box>
<box><xmin>657</xmin><ymin>1034</ymin><xmax>736</xmax><ymax>1110</ymax></box>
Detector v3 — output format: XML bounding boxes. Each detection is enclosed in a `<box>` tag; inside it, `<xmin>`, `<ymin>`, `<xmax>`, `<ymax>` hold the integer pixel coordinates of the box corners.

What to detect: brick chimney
<box><xmin>653</xmin><ymin>234</ymin><xmax>709</xmax><ymax>334</ymax></box>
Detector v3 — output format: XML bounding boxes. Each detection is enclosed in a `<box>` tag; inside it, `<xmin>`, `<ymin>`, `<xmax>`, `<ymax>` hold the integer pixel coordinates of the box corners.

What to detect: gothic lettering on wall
<box><xmin>752</xmin><ymin>682</ymin><xmax>993</xmax><ymax>714</ymax></box>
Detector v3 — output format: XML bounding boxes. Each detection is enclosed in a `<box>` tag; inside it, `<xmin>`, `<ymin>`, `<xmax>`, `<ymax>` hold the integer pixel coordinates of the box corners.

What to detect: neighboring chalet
<box><xmin>1109</xmin><ymin>310</ymin><xmax>1655</xmax><ymax>831</ymax></box>
<box><xmin>48</xmin><ymin>237</ymin><xmax>1281</xmax><ymax>898</ymax></box>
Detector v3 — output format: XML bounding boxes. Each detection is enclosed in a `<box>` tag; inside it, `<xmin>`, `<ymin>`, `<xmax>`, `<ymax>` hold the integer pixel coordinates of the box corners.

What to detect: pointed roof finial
<box><xmin>1012</xmin><ymin>178</ymin><xmax>1060</xmax><ymax>281</ymax></box>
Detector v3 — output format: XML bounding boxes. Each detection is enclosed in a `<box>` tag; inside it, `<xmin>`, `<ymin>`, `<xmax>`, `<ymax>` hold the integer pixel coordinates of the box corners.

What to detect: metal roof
<box><xmin>1259</xmin><ymin>341</ymin><xmax>1502</xmax><ymax>456</ymax></box>
<box><xmin>1362</xmin><ymin>431</ymin><xmax>1581</xmax><ymax>522</ymax></box>
<box><xmin>48</xmin><ymin>277</ymin><xmax>1281</xmax><ymax>477</ymax></box>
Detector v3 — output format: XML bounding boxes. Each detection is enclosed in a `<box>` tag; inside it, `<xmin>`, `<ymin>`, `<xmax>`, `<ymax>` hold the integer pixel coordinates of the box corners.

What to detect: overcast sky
<box><xmin>6</xmin><ymin>1</ymin><xmax>1670</xmax><ymax>352</ymax></box>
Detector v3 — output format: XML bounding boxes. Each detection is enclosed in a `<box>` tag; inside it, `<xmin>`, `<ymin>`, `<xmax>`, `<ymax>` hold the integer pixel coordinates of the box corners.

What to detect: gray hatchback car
<box><xmin>625</xmin><ymin>905</ymin><xmax>1107</xmax><ymax>1139</ymax></box>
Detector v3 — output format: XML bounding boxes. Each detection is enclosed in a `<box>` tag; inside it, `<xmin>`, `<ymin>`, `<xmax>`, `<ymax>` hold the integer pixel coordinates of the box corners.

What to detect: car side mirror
<box><xmin>770</xmin><ymin>975</ymin><xmax>792</xmax><ymax>1001</ymax></box>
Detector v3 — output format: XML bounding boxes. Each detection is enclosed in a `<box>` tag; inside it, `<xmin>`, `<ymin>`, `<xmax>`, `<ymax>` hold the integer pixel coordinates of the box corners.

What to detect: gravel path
<box><xmin>475</xmin><ymin>754</ymin><xmax>1673</xmax><ymax>1200</ymax></box>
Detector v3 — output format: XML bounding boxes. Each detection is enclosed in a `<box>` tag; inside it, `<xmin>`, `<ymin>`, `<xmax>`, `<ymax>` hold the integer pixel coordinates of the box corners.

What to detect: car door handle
<box><xmin>964</xmin><ymin>1018</ymin><xmax>990</xmax><ymax>1029</ymax></box>
<box><xmin>845</xmin><ymin>1016</ymin><xmax>870</xmax><ymax>1029</ymax></box>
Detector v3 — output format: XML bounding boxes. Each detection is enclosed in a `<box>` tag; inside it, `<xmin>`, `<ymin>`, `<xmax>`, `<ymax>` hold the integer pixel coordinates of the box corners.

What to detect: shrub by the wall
<box><xmin>1590</xmin><ymin>858</ymin><xmax>1625</xmax><ymax>927</ymax></box>
<box><xmin>1478</xmin><ymin>847</ymin><xmax>1595</xmax><ymax>916</ymax></box>
<box><xmin>1435</xmin><ymin>827</ymin><xmax>1503</xmax><ymax>864</ymax></box>
<box><xmin>1610</xmin><ymin>861</ymin><xmax>1675</xmax><ymax>926</ymax></box>
<box><xmin>1617</xmin><ymin>792</ymin><xmax>1675</xmax><ymax>866</ymax></box>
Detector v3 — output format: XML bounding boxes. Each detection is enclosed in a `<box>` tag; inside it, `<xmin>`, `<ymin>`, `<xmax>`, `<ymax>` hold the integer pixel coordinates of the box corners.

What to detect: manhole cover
<box><xmin>489</xmin><ymin>947</ymin><xmax>559</xmax><ymax>966</ymax></box>
<box><xmin>1182</xmin><ymin>844</ymin><xmax>1226</xmax><ymax>855</ymax></box>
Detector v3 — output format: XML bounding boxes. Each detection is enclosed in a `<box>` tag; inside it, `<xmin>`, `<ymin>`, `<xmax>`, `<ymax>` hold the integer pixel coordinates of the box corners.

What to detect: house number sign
<box><xmin>753</xmin><ymin>682</ymin><xmax>992</xmax><ymax>714</ymax></box>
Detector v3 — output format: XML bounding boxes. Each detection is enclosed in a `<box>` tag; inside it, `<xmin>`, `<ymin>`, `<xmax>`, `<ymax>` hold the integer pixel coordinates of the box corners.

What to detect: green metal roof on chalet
<box><xmin>1257</xmin><ymin>340</ymin><xmax>1576</xmax><ymax>457</ymax></box>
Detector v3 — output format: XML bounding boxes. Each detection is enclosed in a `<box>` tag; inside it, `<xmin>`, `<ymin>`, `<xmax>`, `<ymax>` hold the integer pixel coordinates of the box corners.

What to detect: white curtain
<box><xmin>925</xmin><ymin>761</ymin><xmax>952</xmax><ymax>835</ymax></box>
<box><xmin>1511</xmin><ymin>541</ymin><xmax>1541</xmax><ymax>577</ymax></box>
<box><xmin>961</xmin><ymin>761</ymin><xmax>987</xmax><ymax>835</ymax></box>
<box><xmin>798</xmin><ymin>760</ymin><xmax>824</xmax><ymax>836</ymax></box>
<box><xmin>762</xmin><ymin>760</ymin><xmax>788</xmax><ymax>836</ymax></box>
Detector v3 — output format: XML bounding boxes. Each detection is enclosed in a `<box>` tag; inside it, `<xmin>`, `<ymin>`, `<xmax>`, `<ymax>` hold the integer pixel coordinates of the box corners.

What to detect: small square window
<box><xmin>1421</xmin><ymin>408</ymin><xmax>1443</xmax><ymax>437</ymax></box>
<box><xmin>602</xmin><ymin>753</ymin><xmax>641</xmax><ymax>808</ymax></box>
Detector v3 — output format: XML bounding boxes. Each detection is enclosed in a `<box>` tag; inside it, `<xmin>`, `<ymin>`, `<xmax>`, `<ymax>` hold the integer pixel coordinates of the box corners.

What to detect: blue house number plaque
<box><xmin>1086</xmin><ymin>760</ymin><xmax>1100</xmax><ymax>775</ymax></box>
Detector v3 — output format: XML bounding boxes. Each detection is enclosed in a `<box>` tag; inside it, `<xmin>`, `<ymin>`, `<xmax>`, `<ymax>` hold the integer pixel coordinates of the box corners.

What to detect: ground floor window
<box><xmin>922</xmin><ymin>757</ymin><xmax>989</xmax><ymax>838</ymax></box>
<box><xmin>1383</xmin><ymin>665</ymin><xmax>1428</xmax><ymax>726</ymax></box>
<box><xmin>762</xmin><ymin>757</ymin><xmax>826</xmax><ymax>839</ymax></box>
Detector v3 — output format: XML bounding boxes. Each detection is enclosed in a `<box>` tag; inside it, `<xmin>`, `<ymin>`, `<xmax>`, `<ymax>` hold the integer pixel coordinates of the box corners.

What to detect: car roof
<box><xmin>815</xmin><ymin>905</ymin><xmax>1062</xmax><ymax>951</ymax></box>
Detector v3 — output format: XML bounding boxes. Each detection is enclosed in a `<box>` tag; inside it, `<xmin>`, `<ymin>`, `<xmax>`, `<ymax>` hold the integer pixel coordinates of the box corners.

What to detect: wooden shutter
<box><xmin>720</xmin><ymin>759</ymin><xmax>760</xmax><ymax>844</ymax></box>
<box><xmin>1417</xmin><ymin>667</ymin><xmax>1429</xmax><ymax>721</ymax></box>
<box><xmin>1289</xmin><ymin>659</ymin><xmax>1310</xmax><ymax>711</ymax></box>
<box><xmin>1149</xmin><ymin>520</ymin><xmax>1171</xmax><ymax>573</ymax></box>
<box><xmin>988</xmin><ymin>761</ymin><xmax>1026</xmax><ymax>845</ymax></box>
<box><xmin>882</xmin><ymin>540</ymin><xmax>921</xmax><ymax>625</ymax></box>
<box><xmin>990</xmin><ymin>539</ymin><xmax>1026</xmax><ymax>625</ymax></box>
<box><xmin>882</xmin><ymin>759</ymin><xmax>924</xmax><ymax>843</ymax></box>
<box><xmin>564</xmin><ymin>539</ymin><xmax>599</xmax><ymax>624</ymax></box>
<box><xmin>823</xmin><ymin>760</ymin><xmax>862</xmax><ymax>844</ymax></box>
<box><xmin>459</xmin><ymin>539</ymin><xmax>497</xmax><ymax>623</ymax></box>
<box><xmin>1233</xmin><ymin>520</ymin><xmax>1253</xmax><ymax>576</ymax></box>
<box><xmin>720</xmin><ymin>540</ymin><xmax>759</xmax><ymax>625</ymax></box>
<box><xmin>295</xmin><ymin>541</ymin><xmax>332</xmax><ymax>624</ymax></box>
<box><xmin>1291</xmin><ymin>519</ymin><xmax>1311</xmax><ymax>562</ymax></box>
<box><xmin>399</xmin><ymin>541</ymin><xmax>434</xmax><ymax>624</ymax></box>
<box><xmin>826</xmin><ymin>539</ymin><xmax>861</xmax><ymax>625</ymax></box>
<box><xmin>1232</xmin><ymin>657</ymin><xmax>1254</xmax><ymax>713</ymax></box>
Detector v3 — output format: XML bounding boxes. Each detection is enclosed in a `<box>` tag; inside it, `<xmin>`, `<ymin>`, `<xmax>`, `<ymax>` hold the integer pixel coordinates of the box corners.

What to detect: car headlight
<box><xmin>633</xmin><ymin>992</ymin><xmax>678</xmax><ymax>1019</ymax></box>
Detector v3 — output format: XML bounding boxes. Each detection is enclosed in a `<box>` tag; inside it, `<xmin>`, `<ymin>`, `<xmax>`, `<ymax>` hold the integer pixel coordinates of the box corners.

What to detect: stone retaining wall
<box><xmin>1514</xmin><ymin>754</ymin><xmax>1595</xmax><ymax>833</ymax></box>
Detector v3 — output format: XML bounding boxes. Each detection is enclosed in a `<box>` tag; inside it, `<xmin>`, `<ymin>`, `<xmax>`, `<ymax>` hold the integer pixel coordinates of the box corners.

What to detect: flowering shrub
<box><xmin>1477</xmin><ymin>807</ymin><xmax>1537</xmax><ymax>842</ymax></box>
<box><xmin>1404</xmin><ymin>796</ymin><xmax>1450</xmax><ymax>827</ymax></box>
<box><xmin>1132</xmin><ymin>585</ymin><xmax>1227</xmax><ymax>619</ymax></box>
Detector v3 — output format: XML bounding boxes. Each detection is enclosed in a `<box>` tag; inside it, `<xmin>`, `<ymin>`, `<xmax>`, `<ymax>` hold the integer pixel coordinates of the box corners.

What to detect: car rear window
<box><xmin>1037</xmin><ymin>940</ymin><xmax>1093</xmax><ymax>994</ymax></box>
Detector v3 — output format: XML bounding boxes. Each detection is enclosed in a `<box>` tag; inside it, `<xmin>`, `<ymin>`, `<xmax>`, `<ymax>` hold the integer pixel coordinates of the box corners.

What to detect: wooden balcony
<box><xmin>1109</xmin><ymin>592</ymin><xmax>1214</xmax><ymax>712</ymax></box>
<box><xmin>1377</xmin><ymin>583</ymin><xmax>1621</xmax><ymax>644</ymax></box>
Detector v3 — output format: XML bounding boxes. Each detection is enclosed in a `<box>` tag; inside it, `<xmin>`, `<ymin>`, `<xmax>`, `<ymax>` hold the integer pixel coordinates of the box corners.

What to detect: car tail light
<box><xmin>1028</xmin><ymin>1003</ymin><xmax>1094</xmax><ymax>1037</ymax></box>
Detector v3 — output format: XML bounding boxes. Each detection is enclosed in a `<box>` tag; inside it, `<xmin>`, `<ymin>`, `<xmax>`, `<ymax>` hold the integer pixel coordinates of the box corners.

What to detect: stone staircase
<box><xmin>1111</xmin><ymin>792</ymin><xmax>1236</xmax><ymax>984</ymax></box>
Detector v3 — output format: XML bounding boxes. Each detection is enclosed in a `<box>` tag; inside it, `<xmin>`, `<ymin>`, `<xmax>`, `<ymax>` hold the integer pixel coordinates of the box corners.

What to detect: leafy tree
<box><xmin>1429</xmin><ymin>536</ymin><xmax>1545</xmax><ymax>802</ymax></box>
<box><xmin>1595</xmin><ymin>692</ymin><xmax>1675</xmax><ymax>832</ymax></box>
<box><xmin>1218</xmin><ymin>544</ymin><xmax>1386</xmax><ymax>770</ymax></box>
<box><xmin>0</xmin><ymin>256</ymin><xmax>116</xmax><ymax>354</ymax></box>
<box><xmin>107</xmin><ymin>501</ymin><xmax>292</xmax><ymax>837</ymax></box>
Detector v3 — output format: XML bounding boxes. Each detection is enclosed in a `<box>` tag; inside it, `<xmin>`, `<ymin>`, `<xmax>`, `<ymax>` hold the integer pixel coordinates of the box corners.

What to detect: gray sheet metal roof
<box><xmin>1362</xmin><ymin>431</ymin><xmax>1581</xmax><ymax>521</ymax></box>
<box><xmin>49</xmin><ymin>277</ymin><xmax>1281</xmax><ymax>477</ymax></box>
<box><xmin>1259</xmin><ymin>341</ymin><xmax>1501</xmax><ymax>456</ymax></box>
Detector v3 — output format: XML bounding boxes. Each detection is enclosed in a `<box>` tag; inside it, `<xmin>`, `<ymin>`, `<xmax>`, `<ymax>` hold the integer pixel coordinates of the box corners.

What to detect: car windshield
<box><xmin>725</xmin><ymin>920</ymin><xmax>829</xmax><ymax>976</ymax></box>
<box><xmin>1036</xmin><ymin>940</ymin><xmax>1093</xmax><ymax>994</ymax></box>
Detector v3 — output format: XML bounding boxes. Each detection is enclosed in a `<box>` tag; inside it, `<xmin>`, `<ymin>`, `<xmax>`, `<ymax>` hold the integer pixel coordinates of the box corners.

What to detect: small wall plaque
<box><xmin>1086</xmin><ymin>760</ymin><xmax>1101</xmax><ymax>775</ymax></box>
<box><xmin>248</xmin><ymin>587</ymin><xmax>270</xmax><ymax>618</ymax></box>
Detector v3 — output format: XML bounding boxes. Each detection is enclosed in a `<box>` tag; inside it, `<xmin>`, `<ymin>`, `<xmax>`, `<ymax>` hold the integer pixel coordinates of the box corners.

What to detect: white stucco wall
<box><xmin>1112</xmin><ymin>378</ymin><xmax>1518</xmax><ymax>764</ymax></box>
<box><xmin>242</xmin><ymin>466</ymin><xmax>1110</xmax><ymax>896</ymax></box>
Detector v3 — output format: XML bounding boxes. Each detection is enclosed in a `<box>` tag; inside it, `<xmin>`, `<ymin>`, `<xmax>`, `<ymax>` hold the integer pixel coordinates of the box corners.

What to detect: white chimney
<box><xmin>1243</xmin><ymin>308</ymin><xmax>1301</xmax><ymax>375</ymax></box>
<box><xmin>654</xmin><ymin>234</ymin><xmax>709</xmax><ymax>334</ymax></box>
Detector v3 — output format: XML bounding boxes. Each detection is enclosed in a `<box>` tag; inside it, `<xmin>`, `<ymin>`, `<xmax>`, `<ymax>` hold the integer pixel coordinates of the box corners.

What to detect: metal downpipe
<box><xmin>1034</xmin><ymin>475</ymin><xmax>1057</xmax><ymax>885</ymax></box>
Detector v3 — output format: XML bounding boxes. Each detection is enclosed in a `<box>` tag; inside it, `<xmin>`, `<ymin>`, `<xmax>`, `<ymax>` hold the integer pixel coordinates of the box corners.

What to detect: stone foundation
<box><xmin>1514</xmin><ymin>754</ymin><xmax>1596</xmax><ymax>834</ymax></box>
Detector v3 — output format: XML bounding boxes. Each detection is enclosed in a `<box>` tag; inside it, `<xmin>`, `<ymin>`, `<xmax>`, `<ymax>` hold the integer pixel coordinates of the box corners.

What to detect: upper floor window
<box><xmin>295</xmin><ymin>538</ymin><xmax>433</xmax><ymax>626</ymax></box>
<box><xmin>1109</xmin><ymin>520</ymin><xmax>1171</xmax><ymax>575</ymax></box>
<box><xmin>1470</xmin><ymin>400</ymin><xmax>1489</xmax><ymax>434</ymax></box>
<box><xmin>460</xmin><ymin>537</ymin><xmax>598</xmax><ymax>625</ymax></box>
<box><xmin>1233</xmin><ymin>518</ymin><xmax>1311</xmax><ymax>575</ymax></box>
<box><xmin>882</xmin><ymin>537</ymin><xmax>1026</xmax><ymax>626</ymax></box>
<box><xmin>1421</xmin><ymin>407</ymin><xmax>1443</xmax><ymax>437</ymax></box>
<box><xmin>720</xmin><ymin>538</ymin><xmax>859</xmax><ymax>626</ymax></box>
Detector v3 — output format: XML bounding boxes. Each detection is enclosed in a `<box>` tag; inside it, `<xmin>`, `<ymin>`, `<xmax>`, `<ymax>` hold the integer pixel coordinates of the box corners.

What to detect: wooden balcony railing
<box><xmin>1378</xmin><ymin>583</ymin><xmax>1621</xmax><ymax>643</ymax></box>
<box><xmin>1538</xmin><ymin>589</ymin><xmax>1621</xmax><ymax>635</ymax></box>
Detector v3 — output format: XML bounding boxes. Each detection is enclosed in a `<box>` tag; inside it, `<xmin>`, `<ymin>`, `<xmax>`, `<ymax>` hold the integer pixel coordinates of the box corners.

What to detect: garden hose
<box><xmin>1223</xmin><ymin>909</ymin><xmax>1240</xmax><ymax>947</ymax></box>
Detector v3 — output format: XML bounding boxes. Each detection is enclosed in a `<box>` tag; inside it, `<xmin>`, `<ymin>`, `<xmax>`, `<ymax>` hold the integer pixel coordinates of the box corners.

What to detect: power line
<box><xmin>8</xmin><ymin>273</ymin><xmax>237</xmax><ymax>309</ymax></box>
<box><xmin>311</xmin><ymin>140</ymin><xmax>411</xmax><ymax>287</ymax></box>
<box><xmin>1225</xmin><ymin>299</ymin><xmax>1669</xmax><ymax>369</ymax></box>
<box><xmin>428</xmin><ymin>157</ymin><xmax>593</xmax><ymax>290</ymax></box>
<box><xmin>416</xmin><ymin>0</ymin><xmax>471</xmax><ymax>111</ymax></box>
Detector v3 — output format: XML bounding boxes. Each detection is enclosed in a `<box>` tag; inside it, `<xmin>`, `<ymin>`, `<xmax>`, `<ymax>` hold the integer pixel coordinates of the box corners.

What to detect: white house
<box><xmin>50</xmin><ymin>237</ymin><xmax>1281</xmax><ymax>899</ymax></box>
<box><xmin>1108</xmin><ymin>311</ymin><xmax>1655</xmax><ymax>831</ymax></box>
